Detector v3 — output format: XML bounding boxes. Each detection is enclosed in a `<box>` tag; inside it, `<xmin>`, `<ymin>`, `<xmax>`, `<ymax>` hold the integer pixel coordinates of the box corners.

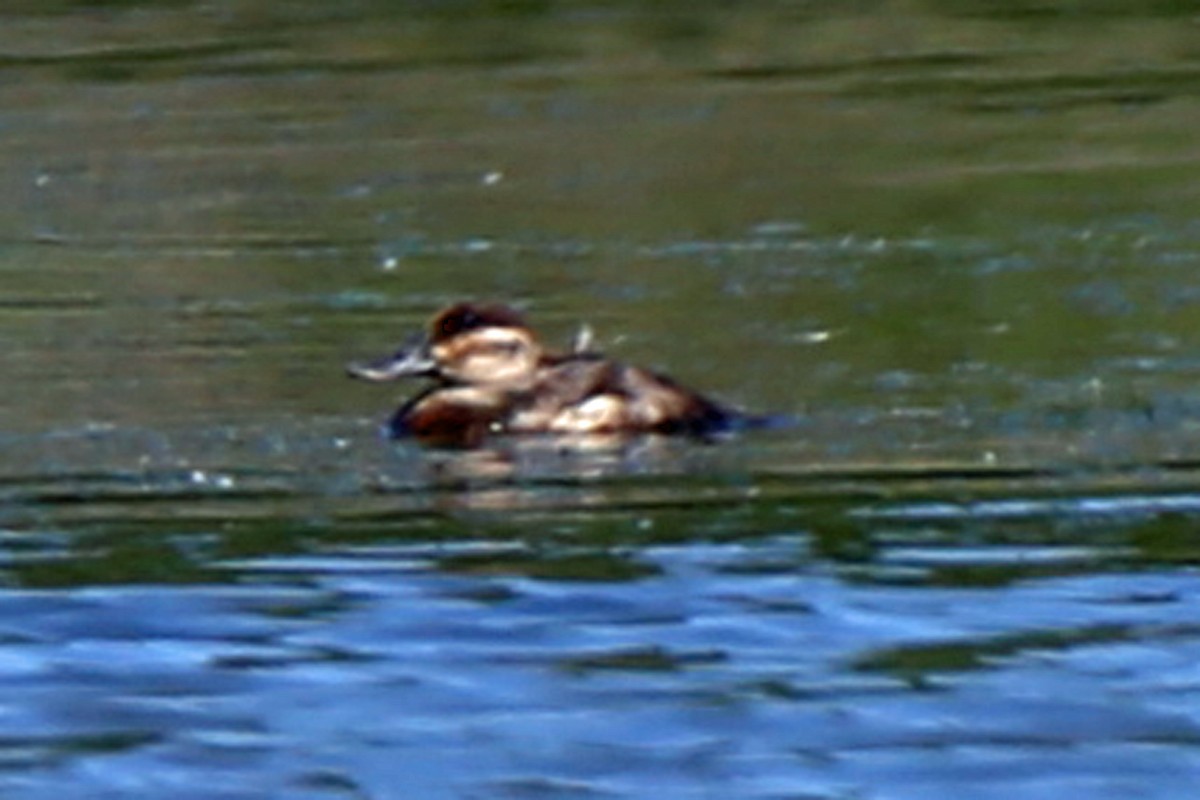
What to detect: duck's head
<box><xmin>347</xmin><ymin>303</ymin><xmax>543</xmax><ymax>387</ymax></box>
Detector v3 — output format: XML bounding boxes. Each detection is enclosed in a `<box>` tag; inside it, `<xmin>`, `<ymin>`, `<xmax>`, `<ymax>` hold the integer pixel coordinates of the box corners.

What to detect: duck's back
<box><xmin>507</xmin><ymin>355</ymin><xmax>735</xmax><ymax>435</ymax></box>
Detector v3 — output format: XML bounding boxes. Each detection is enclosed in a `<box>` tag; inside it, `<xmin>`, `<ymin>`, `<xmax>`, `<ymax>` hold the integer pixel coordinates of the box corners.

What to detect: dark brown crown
<box><xmin>429</xmin><ymin>303</ymin><xmax>528</xmax><ymax>342</ymax></box>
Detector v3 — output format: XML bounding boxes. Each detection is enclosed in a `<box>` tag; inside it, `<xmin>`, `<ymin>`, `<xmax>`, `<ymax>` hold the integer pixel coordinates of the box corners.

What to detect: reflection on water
<box><xmin>4</xmin><ymin>1</ymin><xmax>1200</xmax><ymax>798</ymax></box>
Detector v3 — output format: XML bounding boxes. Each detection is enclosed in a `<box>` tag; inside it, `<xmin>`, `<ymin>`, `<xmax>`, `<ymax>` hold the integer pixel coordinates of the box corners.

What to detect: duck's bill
<box><xmin>346</xmin><ymin>339</ymin><xmax>435</xmax><ymax>382</ymax></box>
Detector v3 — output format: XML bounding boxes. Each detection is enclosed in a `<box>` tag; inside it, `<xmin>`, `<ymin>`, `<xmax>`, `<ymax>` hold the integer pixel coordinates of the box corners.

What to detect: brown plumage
<box><xmin>348</xmin><ymin>303</ymin><xmax>743</xmax><ymax>447</ymax></box>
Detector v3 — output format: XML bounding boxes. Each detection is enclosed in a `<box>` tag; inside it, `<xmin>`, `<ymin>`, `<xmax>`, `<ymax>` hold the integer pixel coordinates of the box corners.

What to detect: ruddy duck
<box><xmin>347</xmin><ymin>302</ymin><xmax>747</xmax><ymax>446</ymax></box>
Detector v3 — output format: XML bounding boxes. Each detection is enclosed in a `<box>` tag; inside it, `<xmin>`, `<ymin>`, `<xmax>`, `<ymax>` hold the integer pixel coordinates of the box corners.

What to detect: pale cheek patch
<box><xmin>434</xmin><ymin>329</ymin><xmax>538</xmax><ymax>385</ymax></box>
<box><xmin>474</xmin><ymin>327</ymin><xmax>529</xmax><ymax>347</ymax></box>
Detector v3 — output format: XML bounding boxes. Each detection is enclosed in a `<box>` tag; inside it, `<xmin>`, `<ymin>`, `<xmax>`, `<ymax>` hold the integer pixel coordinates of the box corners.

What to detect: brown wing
<box><xmin>513</xmin><ymin>355</ymin><xmax>734</xmax><ymax>435</ymax></box>
<box><xmin>615</xmin><ymin>365</ymin><xmax>735</xmax><ymax>434</ymax></box>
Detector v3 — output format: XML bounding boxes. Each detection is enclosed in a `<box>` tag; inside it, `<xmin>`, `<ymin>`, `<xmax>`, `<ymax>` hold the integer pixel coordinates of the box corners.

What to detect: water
<box><xmin>4</xmin><ymin>2</ymin><xmax>1200</xmax><ymax>797</ymax></box>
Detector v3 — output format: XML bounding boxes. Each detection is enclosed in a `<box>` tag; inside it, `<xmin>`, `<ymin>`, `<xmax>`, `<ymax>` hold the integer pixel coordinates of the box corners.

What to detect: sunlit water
<box><xmin>7</xmin><ymin>413</ymin><xmax>1200</xmax><ymax>799</ymax></box>
<box><xmin>4</xmin><ymin>2</ymin><xmax>1200</xmax><ymax>798</ymax></box>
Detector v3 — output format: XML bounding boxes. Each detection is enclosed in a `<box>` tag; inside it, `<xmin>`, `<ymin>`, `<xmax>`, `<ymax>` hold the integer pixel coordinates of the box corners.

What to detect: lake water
<box><xmin>4</xmin><ymin>2</ymin><xmax>1200</xmax><ymax>797</ymax></box>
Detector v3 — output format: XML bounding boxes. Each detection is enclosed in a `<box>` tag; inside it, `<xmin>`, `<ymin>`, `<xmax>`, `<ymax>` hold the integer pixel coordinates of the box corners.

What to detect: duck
<box><xmin>347</xmin><ymin>302</ymin><xmax>749</xmax><ymax>447</ymax></box>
